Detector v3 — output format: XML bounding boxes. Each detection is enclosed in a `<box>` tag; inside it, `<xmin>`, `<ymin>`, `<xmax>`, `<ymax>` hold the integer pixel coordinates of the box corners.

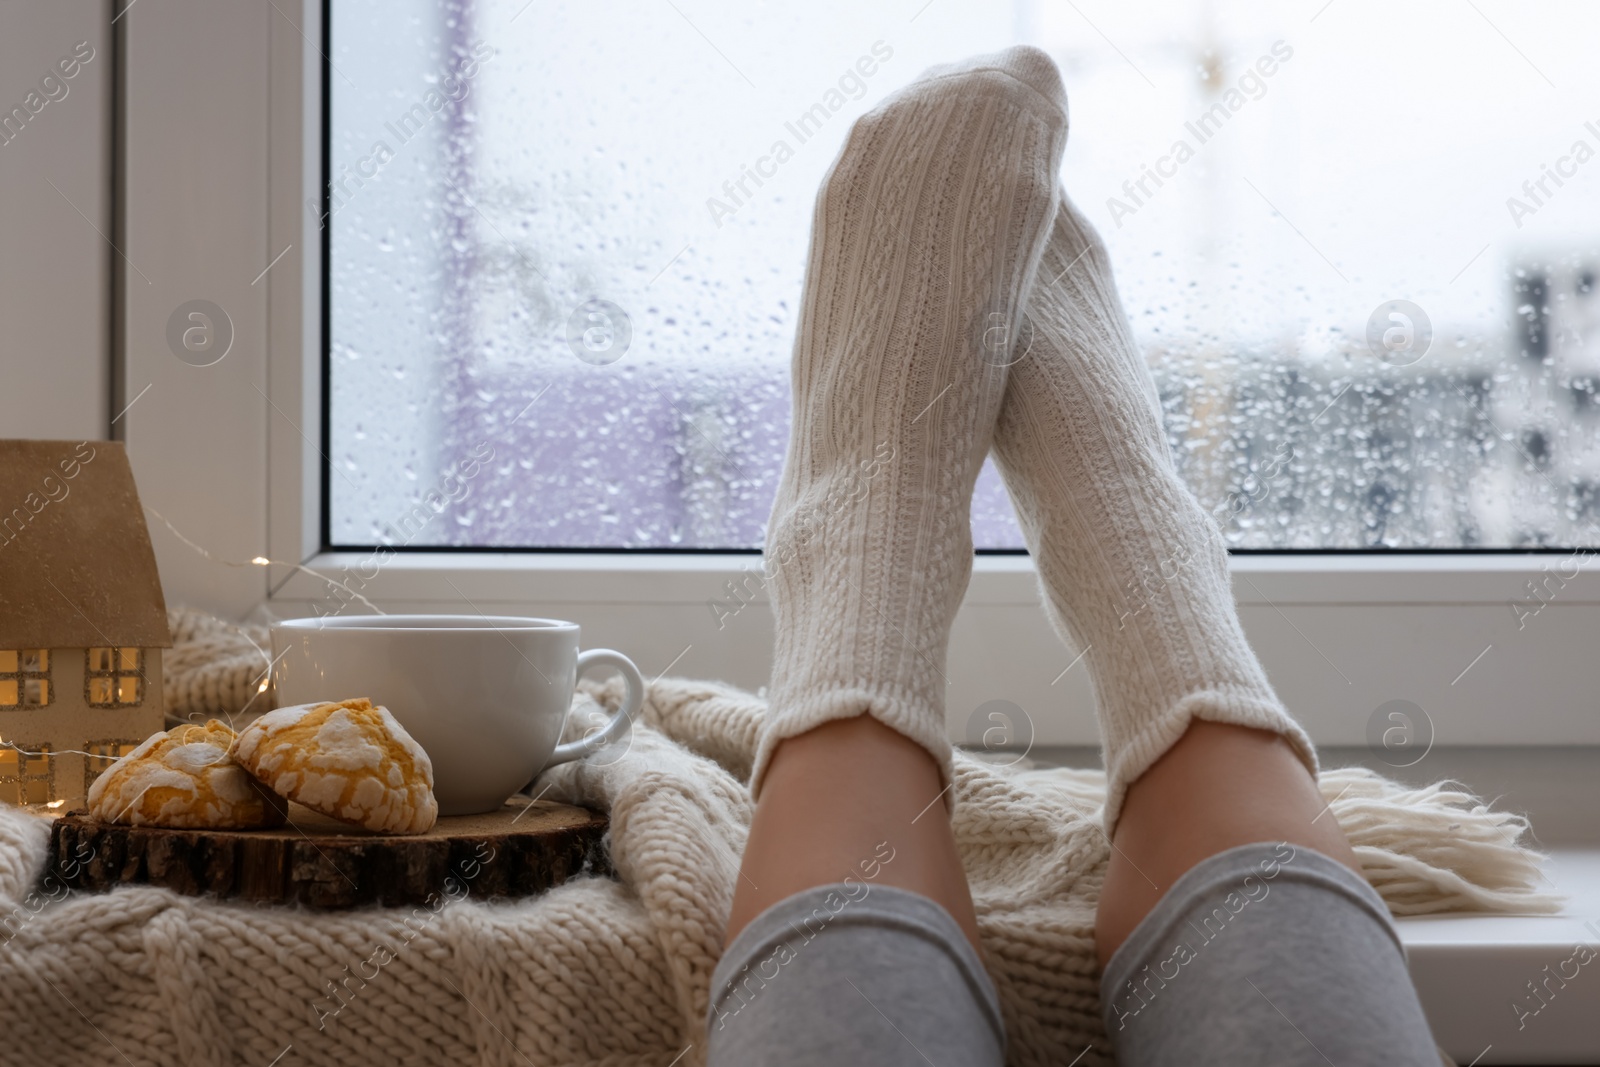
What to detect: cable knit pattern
<box><xmin>0</xmin><ymin>670</ymin><xmax>1558</xmax><ymax>1067</ymax></box>
<box><xmin>163</xmin><ymin>607</ymin><xmax>275</xmax><ymax>724</ymax></box>
<box><xmin>753</xmin><ymin>46</ymin><xmax>1070</xmax><ymax>800</ymax></box>
<box><xmin>992</xmin><ymin>195</ymin><xmax>1319</xmax><ymax>832</ymax></box>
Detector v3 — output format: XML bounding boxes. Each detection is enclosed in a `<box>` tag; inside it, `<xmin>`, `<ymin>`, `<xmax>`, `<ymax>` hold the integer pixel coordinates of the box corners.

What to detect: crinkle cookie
<box><xmin>86</xmin><ymin>719</ymin><xmax>288</xmax><ymax>829</ymax></box>
<box><xmin>233</xmin><ymin>698</ymin><xmax>437</xmax><ymax>834</ymax></box>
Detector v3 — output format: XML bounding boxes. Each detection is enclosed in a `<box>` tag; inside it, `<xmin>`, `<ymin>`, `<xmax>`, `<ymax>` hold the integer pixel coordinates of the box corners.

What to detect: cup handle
<box><xmin>546</xmin><ymin>648</ymin><xmax>643</xmax><ymax>767</ymax></box>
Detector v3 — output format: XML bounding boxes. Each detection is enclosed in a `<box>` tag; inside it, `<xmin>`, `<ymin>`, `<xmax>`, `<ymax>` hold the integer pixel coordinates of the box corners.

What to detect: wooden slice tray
<box><xmin>49</xmin><ymin>800</ymin><xmax>611</xmax><ymax>910</ymax></box>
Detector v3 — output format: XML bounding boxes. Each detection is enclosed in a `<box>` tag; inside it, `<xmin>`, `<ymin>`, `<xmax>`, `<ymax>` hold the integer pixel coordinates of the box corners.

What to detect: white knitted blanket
<box><xmin>2</xmin><ymin>664</ymin><xmax>1559</xmax><ymax>1066</ymax></box>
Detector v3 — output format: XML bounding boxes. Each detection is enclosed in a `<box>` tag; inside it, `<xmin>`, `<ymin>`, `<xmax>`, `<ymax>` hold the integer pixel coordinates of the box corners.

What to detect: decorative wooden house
<box><xmin>0</xmin><ymin>440</ymin><xmax>170</xmax><ymax>809</ymax></box>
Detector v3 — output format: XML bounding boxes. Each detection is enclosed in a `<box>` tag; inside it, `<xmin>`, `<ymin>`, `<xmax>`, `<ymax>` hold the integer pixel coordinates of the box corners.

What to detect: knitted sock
<box><xmin>991</xmin><ymin>194</ymin><xmax>1318</xmax><ymax>832</ymax></box>
<box><xmin>750</xmin><ymin>47</ymin><xmax>1070</xmax><ymax>801</ymax></box>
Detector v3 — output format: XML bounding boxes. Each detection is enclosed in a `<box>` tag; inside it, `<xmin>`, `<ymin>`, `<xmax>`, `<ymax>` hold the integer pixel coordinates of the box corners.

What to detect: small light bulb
<box><xmin>257</xmin><ymin>679</ymin><xmax>269</xmax><ymax>693</ymax></box>
<box><xmin>251</xmin><ymin>556</ymin><xmax>271</xmax><ymax>566</ymax></box>
<box><xmin>46</xmin><ymin>799</ymin><xmax>65</xmax><ymax>809</ymax></box>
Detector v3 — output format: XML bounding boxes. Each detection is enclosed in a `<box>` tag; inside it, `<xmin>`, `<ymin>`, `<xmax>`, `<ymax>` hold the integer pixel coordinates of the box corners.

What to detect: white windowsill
<box><xmin>1403</xmin><ymin>848</ymin><xmax>1600</xmax><ymax>1065</ymax></box>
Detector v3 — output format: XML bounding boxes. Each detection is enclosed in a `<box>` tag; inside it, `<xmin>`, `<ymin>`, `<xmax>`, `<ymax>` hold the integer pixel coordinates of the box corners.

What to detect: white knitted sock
<box><xmin>750</xmin><ymin>47</ymin><xmax>1070</xmax><ymax>800</ymax></box>
<box><xmin>992</xmin><ymin>194</ymin><xmax>1318</xmax><ymax>832</ymax></box>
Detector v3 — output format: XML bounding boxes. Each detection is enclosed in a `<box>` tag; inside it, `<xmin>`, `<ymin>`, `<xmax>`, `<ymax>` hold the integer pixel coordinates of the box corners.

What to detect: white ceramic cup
<box><xmin>270</xmin><ymin>615</ymin><xmax>642</xmax><ymax>816</ymax></box>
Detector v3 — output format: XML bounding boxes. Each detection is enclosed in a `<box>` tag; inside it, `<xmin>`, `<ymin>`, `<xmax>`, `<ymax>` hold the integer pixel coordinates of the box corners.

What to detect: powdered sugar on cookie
<box><xmin>233</xmin><ymin>698</ymin><xmax>437</xmax><ymax>834</ymax></box>
<box><xmin>87</xmin><ymin>719</ymin><xmax>287</xmax><ymax>829</ymax></box>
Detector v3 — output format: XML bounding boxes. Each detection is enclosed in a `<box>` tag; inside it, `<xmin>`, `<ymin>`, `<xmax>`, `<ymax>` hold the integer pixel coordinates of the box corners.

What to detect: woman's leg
<box><xmin>728</xmin><ymin>44</ymin><xmax>1067</xmax><ymax>939</ymax></box>
<box><xmin>709</xmin><ymin>45</ymin><xmax>1068</xmax><ymax>1065</ymax></box>
<box><xmin>989</xmin><ymin>195</ymin><xmax>1360</xmax><ymax>959</ymax></box>
<box><xmin>1097</xmin><ymin>719</ymin><xmax>1357</xmax><ymax>963</ymax></box>
<box><xmin>1100</xmin><ymin>842</ymin><xmax>1441</xmax><ymax>1066</ymax></box>
<box><xmin>992</xmin><ymin>197</ymin><xmax>1440</xmax><ymax>1062</ymax></box>
<box><xmin>710</xmin><ymin>721</ymin><xmax>1005</xmax><ymax>1065</ymax></box>
<box><xmin>728</xmin><ymin>714</ymin><xmax>982</xmax><ymax>950</ymax></box>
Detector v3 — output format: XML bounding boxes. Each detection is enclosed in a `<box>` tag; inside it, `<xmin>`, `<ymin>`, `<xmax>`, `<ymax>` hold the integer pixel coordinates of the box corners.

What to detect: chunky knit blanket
<box><xmin>0</xmin><ymin>612</ymin><xmax>1559</xmax><ymax>1067</ymax></box>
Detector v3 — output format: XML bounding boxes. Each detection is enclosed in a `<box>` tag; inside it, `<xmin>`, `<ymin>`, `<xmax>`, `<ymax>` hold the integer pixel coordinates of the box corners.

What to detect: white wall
<box><xmin>0</xmin><ymin>1</ymin><xmax>111</xmax><ymax>442</ymax></box>
<box><xmin>120</xmin><ymin>0</ymin><xmax>274</xmax><ymax>617</ymax></box>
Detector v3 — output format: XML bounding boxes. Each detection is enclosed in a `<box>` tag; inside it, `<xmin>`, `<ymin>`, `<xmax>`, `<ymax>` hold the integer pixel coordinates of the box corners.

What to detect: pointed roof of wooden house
<box><xmin>0</xmin><ymin>440</ymin><xmax>171</xmax><ymax>649</ymax></box>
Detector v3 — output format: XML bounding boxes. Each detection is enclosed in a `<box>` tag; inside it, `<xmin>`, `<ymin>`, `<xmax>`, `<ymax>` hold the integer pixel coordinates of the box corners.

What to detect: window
<box><xmin>0</xmin><ymin>650</ymin><xmax>51</xmax><ymax>709</ymax></box>
<box><xmin>85</xmin><ymin>648</ymin><xmax>144</xmax><ymax>708</ymax></box>
<box><xmin>0</xmin><ymin>744</ymin><xmax>53</xmax><ymax>807</ymax></box>
<box><xmin>84</xmin><ymin>740</ymin><xmax>142</xmax><ymax>795</ymax></box>
<box><xmin>325</xmin><ymin>0</ymin><xmax>1600</xmax><ymax>551</ymax></box>
<box><xmin>109</xmin><ymin>0</ymin><xmax>1600</xmax><ymax>753</ymax></box>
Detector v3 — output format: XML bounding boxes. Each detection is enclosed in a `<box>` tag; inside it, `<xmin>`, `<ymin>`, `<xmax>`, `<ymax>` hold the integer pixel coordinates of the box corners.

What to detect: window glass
<box><xmin>0</xmin><ymin>649</ymin><xmax>52</xmax><ymax>708</ymax></box>
<box><xmin>0</xmin><ymin>744</ymin><xmax>53</xmax><ymax>808</ymax></box>
<box><xmin>85</xmin><ymin>648</ymin><xmax>144</xmax><ymax>708</ymax></box>
<box><xmin>328</xmin><ymin>0</ymin><xmax>1600</xmax><ymax>549</ymax></box>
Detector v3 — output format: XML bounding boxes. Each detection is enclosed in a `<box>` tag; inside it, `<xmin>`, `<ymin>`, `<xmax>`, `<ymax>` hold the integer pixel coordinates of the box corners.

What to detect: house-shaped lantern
<box><xmin>0</xmin><ymin>440</ymin><xmax>170</xmax><ymax>809</ymax></box>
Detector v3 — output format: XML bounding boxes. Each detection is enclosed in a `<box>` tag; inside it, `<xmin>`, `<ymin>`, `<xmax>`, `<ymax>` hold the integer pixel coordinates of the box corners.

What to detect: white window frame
<box><xmin>118</xmin><ymin>0</ymin><xmax>1600</xmax><ymax>748</ymax></box>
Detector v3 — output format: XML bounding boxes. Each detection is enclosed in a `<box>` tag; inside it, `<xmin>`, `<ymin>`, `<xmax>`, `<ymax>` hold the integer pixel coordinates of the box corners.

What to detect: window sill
<box><xmin>1404</xmin><ymin>847</ymin><xmax>1600</xmax><ymax>1064</ymax></box>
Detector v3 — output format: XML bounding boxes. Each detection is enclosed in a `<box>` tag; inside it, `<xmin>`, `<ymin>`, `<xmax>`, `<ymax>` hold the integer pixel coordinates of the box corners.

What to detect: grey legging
<box><xmin>705</xmin><ymin>842</ymin><xmax>1440</xmax><ymax>1065</ymax></box>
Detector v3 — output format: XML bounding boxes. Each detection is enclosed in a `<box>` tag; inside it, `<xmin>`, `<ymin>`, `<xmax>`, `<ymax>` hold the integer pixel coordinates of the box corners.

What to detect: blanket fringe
<box><xmin>1316</xmin><ymin>767</ymin><xmax>1562</xmax><ymax>915</ymax></box>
